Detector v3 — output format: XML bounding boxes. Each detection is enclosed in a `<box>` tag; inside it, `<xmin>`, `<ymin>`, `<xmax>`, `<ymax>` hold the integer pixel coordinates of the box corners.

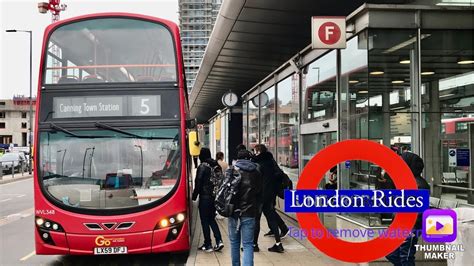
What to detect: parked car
<box><xmin>0</xmin><ymin>153</ymin><xmax>27</xmax><ymax>174</ymax></box>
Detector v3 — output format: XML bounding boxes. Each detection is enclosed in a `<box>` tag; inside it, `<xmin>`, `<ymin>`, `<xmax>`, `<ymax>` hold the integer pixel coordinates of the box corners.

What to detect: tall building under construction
<box><xmin>178</xmin><ymin>0</ymin><xmax>222</xmax><ymax>91</ymax></box>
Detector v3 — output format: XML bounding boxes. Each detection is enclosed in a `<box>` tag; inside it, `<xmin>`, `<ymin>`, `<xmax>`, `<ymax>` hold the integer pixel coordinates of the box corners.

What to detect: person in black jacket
<box><xmin>192</xmin><ymin>148</ymin><xmax>223</xmax><ymax>252</ymax></box>
<box><xmin>228</xmin><ymin>149</ymin><xmax>262</xmax><ymax>266</ymax></box>
<box><xmin>400</xmin><ymin>146</ymin><xmax>424</xmax><ymax>178</ymax></box>
<box><xmin>253</xmin><ymin>144</ymin><xmax>289</xmax><ymax>253</ymax></box>
<box><xmin>385</xmin><ymin>149</ymin><xmax>430</xmax><ymax>266</ymax></box>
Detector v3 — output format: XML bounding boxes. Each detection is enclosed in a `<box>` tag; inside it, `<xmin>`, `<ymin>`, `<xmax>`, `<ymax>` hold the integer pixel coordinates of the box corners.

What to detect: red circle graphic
<box><xmin>296</xmin><ymin>139</ymin><xmax>418</xmax><ymax>263</ymax></box>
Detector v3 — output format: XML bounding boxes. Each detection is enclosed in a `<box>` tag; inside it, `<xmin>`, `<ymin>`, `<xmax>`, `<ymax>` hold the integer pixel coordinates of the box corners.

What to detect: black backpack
<box><xmin>214</xmin><ymin>166</ymin><xmax>241</xmax><ymax>217</ymax></box>
<box><xmin>273</xmin><ymin>161</ymin><xmax>293</xmax><ymax>199</ymax></box>
<box><xmin>202</xmin><ymin>162</ymin><xmax>224</xmax><ymax>198</ymax></box>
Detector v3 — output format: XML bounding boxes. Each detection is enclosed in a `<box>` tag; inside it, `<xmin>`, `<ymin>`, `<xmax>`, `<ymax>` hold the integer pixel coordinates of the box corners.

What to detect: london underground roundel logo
<box><xmin>296</xmin><ymin>140</ymin><xmax>418</xmax><ymax>263</ymax></box>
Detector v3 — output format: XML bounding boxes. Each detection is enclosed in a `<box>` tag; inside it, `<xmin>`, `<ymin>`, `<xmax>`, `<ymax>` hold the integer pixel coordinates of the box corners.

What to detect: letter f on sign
<box><xmin>325</xmin><ymin>26</ymin><xmax>334</xmax><ymax>41</ymax></box>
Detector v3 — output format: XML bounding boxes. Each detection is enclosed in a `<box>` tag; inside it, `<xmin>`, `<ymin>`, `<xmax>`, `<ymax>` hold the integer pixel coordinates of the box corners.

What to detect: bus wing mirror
<box><xmin>188</xmin><ymin>131</ymin><xmax>201</xmax><ymax>157</ymax></box>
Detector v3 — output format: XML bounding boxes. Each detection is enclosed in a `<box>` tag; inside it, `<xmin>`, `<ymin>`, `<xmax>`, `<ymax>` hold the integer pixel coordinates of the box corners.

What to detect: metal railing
<box><xmin>435</xmin><ymin>184</ymin><xmax>474</xmax><ymax>192</ymax></box>
<box><xmin>0</xmin><ymin>160</ymin><xmax>27</xmax><ymax>180</ymax></box>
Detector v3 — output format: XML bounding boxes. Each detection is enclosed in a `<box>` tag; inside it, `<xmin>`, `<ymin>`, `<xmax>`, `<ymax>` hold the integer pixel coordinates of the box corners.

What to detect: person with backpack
<box><xmin>385</xmin><ymin>148</ymin><xmax>430</xmax><ymax>266</ymax></box>
<box><xmin>192</xmin><ymin>148</ymin><xmax>224</xmax><ymax>252</ymax></box>
<box><xmin>252</xmin><ymin>144</ymin><xmax>289</xmax><ymax>253</ymax></box>
<box><xmin>225</xmin><ymin>149</ymin><xmax>262</xmax><ymax>266</ymax></box>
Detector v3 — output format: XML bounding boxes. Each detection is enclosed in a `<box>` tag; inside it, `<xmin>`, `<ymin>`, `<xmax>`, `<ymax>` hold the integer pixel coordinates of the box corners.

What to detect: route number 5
<box><xmin>140</xmin><ymin>98</ymin><xmax>150</xmax><ymax>114</ymax></box>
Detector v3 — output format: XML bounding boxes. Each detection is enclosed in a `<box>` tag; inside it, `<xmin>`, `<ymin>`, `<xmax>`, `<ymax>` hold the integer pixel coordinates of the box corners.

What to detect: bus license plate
<box><xmin>94</xmin><ymin>246</ymin><xmax>127</xmax><ymax>255</ymax></box>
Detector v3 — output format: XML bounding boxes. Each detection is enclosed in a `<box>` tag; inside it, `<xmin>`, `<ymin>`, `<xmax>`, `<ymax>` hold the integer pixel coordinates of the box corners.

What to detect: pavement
<box><xmin>187</xmin><ymin>208</ymin><xmax>351</xmax><ymax>266</ymax></box>
<box><xmin>0</xmin><ymin>172</ymin><xmax>33</xmax><ymax>185</ymax></box>
<box><xmin>186</xmin><ymin>209</ymin><xmax>448</xmax><ymax>266</ymax></box>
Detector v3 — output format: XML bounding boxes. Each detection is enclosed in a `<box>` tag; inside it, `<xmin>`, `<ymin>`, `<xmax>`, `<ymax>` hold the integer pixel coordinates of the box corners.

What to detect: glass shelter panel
<box><xmin>302</xmin><ymin>51</ymin><xmax>337</xmax><ymax>122</ymax></box>
<box><xmin>339</xmin><ymin>29</ymin><xmax>420</xmax><ymax>226</ymax></box>
<box><xmin>277</xmin><ymin>75</ymin><xmax>300</xmax><ymax>181</ymax></box>
<box><xmin>260</xmin><ymin>87</ymin><xmax>276</xmax><ymax>155</ymax></box>
<box><xmin>243</xmin><ymin>101</ymin><xmax>248</xmax><ymax>147</ymax></box>
<box><xmin>421</xmin><ymin>30</ymin><xmax>474</xmax><ymax>205</ymax></box>
<box><xmin>248</xmin><ymin>96</ymin><xmax>259</xmax><ymax>149</ymax></box>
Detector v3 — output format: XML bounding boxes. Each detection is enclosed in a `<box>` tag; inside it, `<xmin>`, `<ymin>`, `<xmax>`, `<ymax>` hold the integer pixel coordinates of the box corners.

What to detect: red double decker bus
<box><xmin>34</xmin><ymin>13</ymin><xmax>193</xmax><ymax>255</ymax></box>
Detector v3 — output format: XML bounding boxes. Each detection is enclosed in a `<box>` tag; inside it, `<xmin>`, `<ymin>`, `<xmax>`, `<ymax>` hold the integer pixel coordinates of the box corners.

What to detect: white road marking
<box><xmin>0</xmin><ymin>178</ymin><xmax>32</xmax><ymax>186</ymax></box>
<box><xmin>0</xmin><ymin>198</ymin><xmax>12</xmax><ymax>203</ymax></box>
<box><xmin>19</xmin><ymin>251</ymin><xmax>36</xmax><ymax>261</ymax></box>
<box><xmin>16</xmin><ymin>194</ymin><xmax>26</xmax><ymax>198</ymax></box>
<box><xmin>0</xmin><ymin>208</ymin><xmax>34</xmax><ymax>227</ymax></box>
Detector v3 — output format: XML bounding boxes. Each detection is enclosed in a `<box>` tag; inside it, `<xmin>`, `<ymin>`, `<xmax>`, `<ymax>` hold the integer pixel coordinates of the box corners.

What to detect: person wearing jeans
<box><xmin>192</xmin><ymin>148</ymin><xmax>224</xmax><ymax>252</ymax></box>
<box><xmin>198</xmin><ymin>197</ymin><xmax>223</xmax><ymax>250</ymax></box>
<box><xmin>228</xmin><ymin>216</ymin><xmax>255</xmax><ymax>266</ymax></box>
<box><xmin>229</xmin><ymin>149</ymin><xmax>262</xmax><ymax>265</ymax></box>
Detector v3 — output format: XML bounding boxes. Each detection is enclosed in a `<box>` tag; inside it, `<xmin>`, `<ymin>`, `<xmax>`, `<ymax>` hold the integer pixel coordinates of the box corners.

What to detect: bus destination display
<box><xmin>53</xmin><ymin>95</ymin><xmax>161</xmax><ymax>118</ymax></box>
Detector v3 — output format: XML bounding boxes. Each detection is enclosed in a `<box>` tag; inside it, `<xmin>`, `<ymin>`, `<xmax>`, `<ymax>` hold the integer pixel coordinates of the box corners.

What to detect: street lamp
<box><xmin>82</xmin><ymin>147</ymin><xmax>93</xmax><ymax>178</ymax></box>
<box><xmin>6</xmin><ymin>29</ymin><xmax>33</xmax><ymax>175</ymax></box>
<box><xmin>57</xmin><ymin>149</ymin><xmax>67</xmax><ymax>176</ymax></box>
<box><xmin>134</xmin><ymin>145</ymin><xmax>144</xmax><ymax>187</ymax></box>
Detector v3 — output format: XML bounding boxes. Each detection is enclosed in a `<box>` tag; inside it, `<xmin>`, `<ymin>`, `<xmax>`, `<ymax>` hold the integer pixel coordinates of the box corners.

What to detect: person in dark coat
<box><xmin>252</xmin><ymin>144</ymin><xmax>289</xmax><ymax>253</ymax></box>
<box><xmin>400</xmin><ymin>146</ymin><xmax>424</xmax><ymax>178</ymax></box>
<box><xmin>385</xmin><ymin>149</ymin><xmax>430</xmax><ymax>266</ymax></box>
<box><xmin>192</xmin><ymin>148</ymin><xmax>223</xmax><ymax>252</ymax></box>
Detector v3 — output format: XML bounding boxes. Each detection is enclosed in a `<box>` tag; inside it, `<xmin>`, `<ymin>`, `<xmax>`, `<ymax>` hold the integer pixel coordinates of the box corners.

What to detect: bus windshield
<box><xmin>44</xmin><ymin>18</ymin><xmax>177</xmax><ymax>84</ymax></box>
<box><xmin>39</xmin><ymin>128</ymin><xmax>180</xmax><ymax>210</ymax></box>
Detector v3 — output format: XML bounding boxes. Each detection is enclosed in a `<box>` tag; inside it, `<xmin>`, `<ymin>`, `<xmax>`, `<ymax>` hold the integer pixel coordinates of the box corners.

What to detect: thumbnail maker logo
<box><xmin>422</xmin><ymin>209</ymin><xmax>457</xmax><ymax>243</ymax></box>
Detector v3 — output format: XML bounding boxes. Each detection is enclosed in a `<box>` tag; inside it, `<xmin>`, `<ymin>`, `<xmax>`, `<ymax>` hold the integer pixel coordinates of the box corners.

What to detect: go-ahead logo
<box><xmin>286</xmin><ymin>140</ymin><xmax>429</xmax><ymax>263</ymax></box>
<box><xmin>95</xmin><ymin>236</ymin><xmax>125</xmax><ymax>246</ymax></box>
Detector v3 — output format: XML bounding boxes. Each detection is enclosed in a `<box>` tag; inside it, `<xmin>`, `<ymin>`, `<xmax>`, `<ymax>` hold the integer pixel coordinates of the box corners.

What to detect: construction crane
<box><xmin>38</xmin><ymin>0</ymin><xmax>67</xmax><ymax>22</ymax></box>
<box><xmin>38</xmin><ymin>0</ymin><xmax>67</xmax><ymax>83</ymax></box>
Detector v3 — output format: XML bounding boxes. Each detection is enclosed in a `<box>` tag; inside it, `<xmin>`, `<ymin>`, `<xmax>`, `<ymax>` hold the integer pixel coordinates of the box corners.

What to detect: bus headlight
<box><xmin>36</xmin><ymin>217</ymin><xmax>45</xmax><ymax>226</ymax></box>
<box><xmin>176</xmin><ymin>213</ymin><xmax>185</xmax><ymax>222</ymax></box>
<box><xmin>160</xmin><ymin>219</ymin><xmax>169</xmax><ymax>228</ymax></box>
<box><xmin>155</xmin><ymin>213</ymin><xmax>186</xmax><ymax>229</ymax></box>
<box><xmin>35</xmin><ymin>216</ymin><xmax>64</xmax><ymax>232</ymax></box>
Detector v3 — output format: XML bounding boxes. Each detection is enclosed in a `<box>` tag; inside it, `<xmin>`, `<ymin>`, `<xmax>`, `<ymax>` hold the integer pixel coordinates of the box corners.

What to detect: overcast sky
<box><xmin>0</xmin><ymin>0</ymin><xmax>179</xmax><ymax>99</ymax></box>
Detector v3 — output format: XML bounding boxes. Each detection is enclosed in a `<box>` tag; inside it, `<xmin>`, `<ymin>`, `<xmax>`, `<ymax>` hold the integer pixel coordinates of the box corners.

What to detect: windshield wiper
<box><xmin>49</xmin><ymin>123</ymin><xmax>107</xmax><ymax>139</ymax></box>
<box><xmin>94</xmin><ymin>122</ymin><xmax>175</xmax><ymax>140</ymax></box>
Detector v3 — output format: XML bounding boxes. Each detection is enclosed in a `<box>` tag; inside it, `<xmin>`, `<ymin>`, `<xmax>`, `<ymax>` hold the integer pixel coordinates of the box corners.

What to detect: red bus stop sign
<box><xmin>312</xmin><ymin>17</ymin><xmax>346</xmax><ymax>49</ymax></box>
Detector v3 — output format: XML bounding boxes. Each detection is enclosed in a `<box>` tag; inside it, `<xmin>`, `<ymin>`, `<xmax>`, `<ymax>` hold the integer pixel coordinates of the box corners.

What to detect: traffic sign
<box><xmin>448</xmin><ymin>148</ymin><xmax>456</xmax><ymax>167</ymax></box>
<box><xmin>312</xmin><ymin>17</ymin><xmax>346</xmax><ymax>49</ymax></box>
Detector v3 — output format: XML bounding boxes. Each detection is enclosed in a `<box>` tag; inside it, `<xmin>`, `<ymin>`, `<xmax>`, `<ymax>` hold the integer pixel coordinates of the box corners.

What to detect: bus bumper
<box><xmin>35</xmin><ymin>221</ymin><xmax>190</xmax><ymax>255</ymax></box>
